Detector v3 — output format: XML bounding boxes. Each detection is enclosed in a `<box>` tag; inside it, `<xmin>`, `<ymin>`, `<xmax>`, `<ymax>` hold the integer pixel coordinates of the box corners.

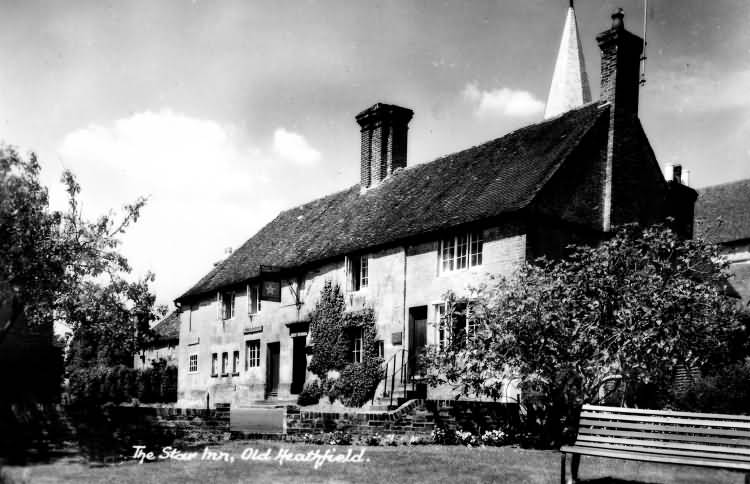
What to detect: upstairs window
<box><xmin>248</xmin><ymin>284</ymin><xmax>261</xmax><ymax>315</ymax></box>
<box><xmin>440</xmin><ymin>232</ymin><xmax>483</xmax><ymax>273</ymax></box>
<box><xmin>346</xmin><ymin>254</ymin><xmax>369</xmax><ymax>292</ymax></box>
<box><xmin>246</xmin><ymin>340</ymin><xmax>260</xmax><ymax>368</ymax></box>
<box><xmin>219</xmin><ymin>291</ymin><xmax>235</xmax><ymax>320</ymax></box>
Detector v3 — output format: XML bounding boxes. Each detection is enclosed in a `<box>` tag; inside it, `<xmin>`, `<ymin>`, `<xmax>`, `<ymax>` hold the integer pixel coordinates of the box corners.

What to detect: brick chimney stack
<box><xmin>596</xmin><ymin>8</ymin><xmax>644</xmax><ymax>117</ymax></box>
<box><xmin>355</xmin><ymin>103</ymin><xmax>413</xmax><ymax>189</ymax></box>
<box><xmin>596</xmin><ymin>9</ymin><xmax>645</xmax><ymax>231</ymax></box>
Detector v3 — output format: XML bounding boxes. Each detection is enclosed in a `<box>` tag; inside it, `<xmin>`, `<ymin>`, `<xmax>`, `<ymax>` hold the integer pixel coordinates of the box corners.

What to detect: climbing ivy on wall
<box><xmin>305</xmin><ymin>280</ymin><xmax>384</xmax><ymax>407</ymax></box>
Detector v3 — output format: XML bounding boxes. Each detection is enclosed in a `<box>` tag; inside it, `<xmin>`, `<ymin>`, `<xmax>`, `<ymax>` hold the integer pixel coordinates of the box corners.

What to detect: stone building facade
<box><xmin>173</xmin><ymin>9</ymin><xmax>695</xmax><ymax>407</ymax></box>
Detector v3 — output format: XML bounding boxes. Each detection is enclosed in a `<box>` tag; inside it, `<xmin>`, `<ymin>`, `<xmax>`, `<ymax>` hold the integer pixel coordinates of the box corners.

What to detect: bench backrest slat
<box><xmin>578</xmin><ymin>419</ymin><xmax>750</xmax><ymax>439</ymax></box>
<box><xmin>579</xmin><ymin>427</ymin><xmax>750</xmax><ymax>447</ymax></box>
<box><xmin>582</xmin><ymin>405</ymin><xmax>750</xmax><ymax>422</ymax></box>
<box><xmin>580</xmin><ymin>411</ymin><xmax>750</xmax><ymax>430</ymax></box>
<box><xmin>573</xmin><ymin>442</ymin><xmax>750</xmax><ymax>463</ymax></box>
<box><xmin>578</xmin><ymin>435</ymin><xmax>750</xmax><ymax>456</ymax></box>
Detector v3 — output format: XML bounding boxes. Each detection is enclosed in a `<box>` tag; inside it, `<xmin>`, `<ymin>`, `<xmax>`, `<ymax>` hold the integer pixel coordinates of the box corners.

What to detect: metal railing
<box><xmin>372</xmin><ymin>348</ymin><xmax>424</xmax><ymax>408</ymax></box>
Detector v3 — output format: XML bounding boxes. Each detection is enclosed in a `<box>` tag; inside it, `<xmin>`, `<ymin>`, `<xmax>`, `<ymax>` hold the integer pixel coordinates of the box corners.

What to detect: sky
<box><xmin>1</xmin><ymin>0</ymin><xmax>749</xmax><ymax>309</ymax></box>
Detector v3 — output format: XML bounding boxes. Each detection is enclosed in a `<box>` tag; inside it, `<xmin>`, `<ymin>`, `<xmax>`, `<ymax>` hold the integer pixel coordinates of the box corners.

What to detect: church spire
<box><xmin>544</xmin><ymin>0</ymin><xmax>592</xmax><ymax>119</ymax></box>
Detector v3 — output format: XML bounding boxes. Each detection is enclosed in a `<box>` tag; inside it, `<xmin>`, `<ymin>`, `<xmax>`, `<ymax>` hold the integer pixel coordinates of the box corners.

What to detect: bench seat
<box><xmin>560</xmin><ymin>404</ymin><xmax>750</xmax><ymax>483</ymax></box>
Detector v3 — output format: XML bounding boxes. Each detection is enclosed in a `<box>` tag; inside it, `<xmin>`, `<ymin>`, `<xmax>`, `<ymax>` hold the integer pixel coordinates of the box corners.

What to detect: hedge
<box><xmin>67</xmin><ymin>360</ymin><xmax>177</xmax><ymax>406</ymax></box>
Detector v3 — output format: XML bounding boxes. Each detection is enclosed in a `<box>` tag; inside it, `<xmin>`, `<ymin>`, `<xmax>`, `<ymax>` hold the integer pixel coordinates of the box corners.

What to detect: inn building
<box><xmin>173</xmin><ymin>7</ymin><xmax>696</xmax><ymax>407</ymax></box>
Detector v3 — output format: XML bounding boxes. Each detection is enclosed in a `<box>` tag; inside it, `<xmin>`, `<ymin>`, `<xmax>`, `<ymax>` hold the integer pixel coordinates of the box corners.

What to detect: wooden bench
<box><xmin>560</xmin><ymin>404</ymin><xmax>750</xmax><ymax>484</ymax></box>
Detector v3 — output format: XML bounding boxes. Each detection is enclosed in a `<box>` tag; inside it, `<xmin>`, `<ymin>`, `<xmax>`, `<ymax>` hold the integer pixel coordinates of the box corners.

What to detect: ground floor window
<box><xmin>211</xmin><ymin>353</ymin><xmax>218</xmax><ymax>377</ymax></box>
<box><xmin>351</xmin><ymin>328</ymin><xmax>364</xmax><ymax>363</ymax></box>
<box><xmin>246</xmin><ymin>340</ymin><xmax>261</xmax><ymax>368</ymax></box>
<box><xmin>376</xmin><ymin>340</ymin><xmax>384</xmax><ymax>359</ymax></box>
<box><xmin>188</xmin><ymin>353</ymin><xmax>198</xmax><ymax>373</ymax></box>
<box><xmin>434</xmin><ymin>301</ymin><xmax>470</xmax><ymax>350</ymax></box>
<box><xmin>221</xmin><ymin>352</ymin><xmax>229</xmax><ymax>376</ymax></box>
<box><xmin>232</xmin><ymin>350</ymin><xmax>240</xmax><ymax>375</ymax></box>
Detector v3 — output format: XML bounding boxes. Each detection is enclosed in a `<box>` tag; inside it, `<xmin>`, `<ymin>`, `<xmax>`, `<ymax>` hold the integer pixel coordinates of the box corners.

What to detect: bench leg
<box><xmin>745</xmin><ymin>472</ymin><xmax>749</xmax><ymax>484</ymax></box>
<box><xmin>570</xmin><ymin>454</ymin><xmax>580</xmax><ymax>483</ymax></box>
<box><xmin>560</xmin><ymin>454</ymin><xmax>566</xmax><ymax>484</ymax></box>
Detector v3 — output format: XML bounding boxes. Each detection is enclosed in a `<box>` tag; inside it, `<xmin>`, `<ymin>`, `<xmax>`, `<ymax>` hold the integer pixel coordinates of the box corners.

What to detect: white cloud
<box><xmin>273</xmin><ymin>128</ymin><xmax>321</xmax><ymax>165</ymax></box>
<box><xmin>56</xmin><ymin>109</ymin><xmax>287</xmax><ymax>306</ymax></box>
<box><xmin>462</xmin><ymin>82</ymin><xmax>544</xmax><ymax>118</ymax></box>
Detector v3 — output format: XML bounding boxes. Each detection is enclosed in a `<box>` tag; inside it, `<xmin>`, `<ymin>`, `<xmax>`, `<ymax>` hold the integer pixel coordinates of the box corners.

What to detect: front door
<box><xmin>266</xmin><ymin>342</ymin><xmax>280</xmax><ymax>398</ymax></box>
<box><xmin>408</xmin><ymin>306</ymin><xmax>427</xmax><ymax>378</ymax></box>
<box><xmin>291</xmin><ymin>336</ymin><xmax>307</xmax><ymax>394</ymax></box>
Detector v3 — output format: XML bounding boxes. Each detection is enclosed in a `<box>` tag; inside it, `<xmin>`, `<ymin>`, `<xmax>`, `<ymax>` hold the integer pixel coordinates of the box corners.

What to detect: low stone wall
<box><xmin>285</xmin><ymin>400</ymin><xmax>518</xmax><ymax>437</ymax></box>
<box><xmin>104</xmin><ymin>403</ymin><xmax>231</xmax><ymax>445</ymax></box>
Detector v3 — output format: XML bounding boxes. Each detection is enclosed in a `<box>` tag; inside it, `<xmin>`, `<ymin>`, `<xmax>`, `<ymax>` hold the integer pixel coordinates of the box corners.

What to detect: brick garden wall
<box><xmin>285</xmin><ymin>400</ymin><xmax>518</xmax><ymax>437</ymax></box>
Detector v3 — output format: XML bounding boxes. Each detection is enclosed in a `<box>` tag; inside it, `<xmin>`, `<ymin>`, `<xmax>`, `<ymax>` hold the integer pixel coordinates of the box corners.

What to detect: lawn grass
<box><xmin>2</xmin><ymin>440</ymin><xmax>744</xmax><ymax>484</ymax></box>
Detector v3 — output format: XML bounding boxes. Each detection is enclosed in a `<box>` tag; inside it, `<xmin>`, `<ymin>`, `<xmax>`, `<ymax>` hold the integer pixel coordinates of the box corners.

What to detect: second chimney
<box><xmin>355</xmin><ymin>103</ymin><xmax>414</xmax><ymax>189</ymax></box>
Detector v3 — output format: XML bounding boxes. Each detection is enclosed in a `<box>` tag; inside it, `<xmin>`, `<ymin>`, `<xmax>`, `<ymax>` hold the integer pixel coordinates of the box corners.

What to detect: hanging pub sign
<box><xmin>259</xmin><ymin>265</ymin><xmax>282</xmax><ymax>302</ymax></box>
<box><xmin>261</xmin><ymin>279</ymin><xmax>281</xmax><ymax>302</ymax></box>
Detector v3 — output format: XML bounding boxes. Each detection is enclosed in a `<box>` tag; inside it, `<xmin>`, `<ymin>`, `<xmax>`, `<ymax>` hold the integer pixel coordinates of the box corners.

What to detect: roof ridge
<box><xmin>697</xmin><ymin>178</ymin><xmax>750</xmax><ymax>192</ymax></box>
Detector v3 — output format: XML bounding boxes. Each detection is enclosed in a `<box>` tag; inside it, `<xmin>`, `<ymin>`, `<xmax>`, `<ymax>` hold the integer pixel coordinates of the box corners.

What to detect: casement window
<box><xmin>246</xmin><ymin>340</ymin><xmax>261</xmax><ymax>369</ymax></box>
<box><xmin>221</xmin><ymin>352</ymin><xmax>229</xmax><ymax>376</ymax></box>
<box><xmin>352</xmin><ymin>329</ymin><xmax>364</xmax><ymax>363</ymax></box>
<box><xmin>188</xmin><ymin>353</ymin><xmax>198</xmax><ymax>373</ymax></box>
<box><xmin>439</xmin><ymin>232</ymin><xmax>483</xmax><ymax>273</ymax></box>
<box><xmin>211</xmin><ymin>353</ymin><xmax>218</xmax><ymax>377</ymax></box>
<box><xmin>218</xmin><ymin>291</ymin><xmax>235</xmax><ymax>320</ymax></box>
<box><xmin>346</xmin><ymin>254</ymin><xmax>369</xmax><ymax>292</ymax></box>
<box><xmin>434</xmin><ymin>301</ymin><xmax>470</xmax><ymax>349</ymax></box>
<box><xmin>232</xmin><ymin>350</ymin><xmax>240</xmax><ymax>376</ymax></box>
<box><xmin>376</xmin><ymin>340</ymin><xmax>384</xmax><ymax>359</ymax></box>
<box><xmin>248</xmin><ymin>284</ymin><xmax>261</xmax><ymax>315</ymax></box>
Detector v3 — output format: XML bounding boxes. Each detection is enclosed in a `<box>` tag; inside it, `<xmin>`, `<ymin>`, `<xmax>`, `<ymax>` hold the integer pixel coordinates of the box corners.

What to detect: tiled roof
<box><xmin>151</xmin><ymin>310</ymin><xmax>179</xmax><ymax>341</ymax></box>
<box><xmin>176</xmin><ymin>102</ymin><xmax>608</xmax><ymax>302</ymax></box>
<box><xmin>695</xmin><ymin>179</ymin><xmax>750</xmax><ymax>244</ymax></box>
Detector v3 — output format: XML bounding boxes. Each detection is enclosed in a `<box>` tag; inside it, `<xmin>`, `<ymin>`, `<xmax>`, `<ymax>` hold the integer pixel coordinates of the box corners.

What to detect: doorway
<box><xmin>291</xmin><ymin>336</ymin><xmax>307</xmax><ymax>394</ymax></box>
<box><xmin>266</xmin><ymin>342</ymin><xmax>280</xmax><ymax>398</ymax></box>
<box><xmin>408</xmin><ymin>306</ymin><xmax>427</xmax><ymax>378</ymax></box>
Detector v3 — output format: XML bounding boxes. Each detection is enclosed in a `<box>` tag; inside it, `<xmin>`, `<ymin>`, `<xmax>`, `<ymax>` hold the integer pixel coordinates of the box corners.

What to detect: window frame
<box><xmin>246</xmin><ymin>340</ymin><xmax>261</xmax><ymax>369</ymax></box>
<box><xmin>352</xmin><ymin>329</ymin><xmax>364</xmax><ymax>363</ymax></box>
<box><xmin>211</xmin><ymin>353</ymin><xmax>218</xmax><ymax>377</ymax></box>
<box><xmin>188</xmin><ymin>353</ymin><xmax>199</xmax><ymax>373</ymax></box>
<box><xmin>221</xmin><ymin>352</ymin><xmax>229</xmax><ymax>376</ymax></box>
<box><xmin>220</xmin><ymin>291</ymin><xmax>236</xmax><ymax>320</ymax></box>
<box><xmin>434</xmin><ymin>301</ymin><xmax>473</xmax><ymax>349</ymax></box>
<box><xmin>232</xmin><ymin>350</ymin><xmax>240</xmax><ymax>376</ymax></box>
<box><xmin>439</xmin><ymin>231</ymin><xmax>483</xmax><ymax>274</ymax></box>
<box><xmin>346</xmin><ymin>254</ymin><xmax>369</xmax><ymax>292</ymax></box>
<box><xmin>247</xmin><ymin>283</ymin><xmax>262</xmax><ymax>315</ymax></box>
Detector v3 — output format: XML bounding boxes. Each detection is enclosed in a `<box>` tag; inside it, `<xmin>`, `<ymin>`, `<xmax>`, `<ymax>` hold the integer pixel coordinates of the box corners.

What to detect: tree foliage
<box><xmin>424</xmin><ymin>224</ymin><xmax>747</xmax><ymax>444</ymax></box>
<box><xmin>0</xmin><ymin>147</ymin><xmax>149</xmax><ymax>345</ymax></box>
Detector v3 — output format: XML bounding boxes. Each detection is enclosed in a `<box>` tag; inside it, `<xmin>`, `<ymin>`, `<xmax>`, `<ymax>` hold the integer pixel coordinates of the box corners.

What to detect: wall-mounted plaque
<box><xmin>391</xmin><ymin>331</ymin><xmax>403</xmax><ymax>345</ymax></box>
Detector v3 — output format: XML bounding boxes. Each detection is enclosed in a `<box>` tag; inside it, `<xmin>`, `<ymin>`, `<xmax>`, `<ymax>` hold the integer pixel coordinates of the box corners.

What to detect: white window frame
<box><xmin>188</xmin><ymin>353</ymin><xmax>199</xmax><ymax>373</ymax></box>
<box><xmin>221</xmin><ymin>352</ymin><xmax>229</xmax><ymax>376</ymax></box>
<box><xmin>220</xmin><ymin>291</ymin><xmax>236</xmax><ymax>320</ymax></box>
<box><xmin>247</xmin><ymin>283</ymin><xmax>262</xmax><ymax>315</ymax></box>
<box><xmin>439</xmin><ymin>231</ymin><xmax>483</xmax><ymax>274</ymax></box>
<box><xmin>232</xmin><ymin>350</ymin><xmax>240</xmax><ymax>375</ymax></box>
<box><xmin>345</xmin><ymin>254</ymin><xmax>369</xmax><ymax>292</ymax></box>
<box><xmin>433</xmin><ymin>301</ymin><xmax>474</xmax><ymax>349</ymax></box>
<box><xmin>246</xmin><ymin>340</ymin><xmax>261</xmax><ymax>369</ymax></box>
<box><xmin>352</xmin><ymin>329</ymin><xmax>363</xmax><ymax>363</ymax></box>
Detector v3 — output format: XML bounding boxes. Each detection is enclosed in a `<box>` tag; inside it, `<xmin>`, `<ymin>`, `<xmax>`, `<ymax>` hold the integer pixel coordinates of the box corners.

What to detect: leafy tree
<box><xmin>0</xmin><ymin>146</ymin><xmax>147</xmax><ymax>345</ymax></box>
<box><xmin>64</xmin><ymin>274</ymin><xmax>166</xmax><ymax>371</ymax></box>
<box><xmin>423</xmin><ymin>224</ymin><xmax>747</xmax><ymax>445</ymax></box>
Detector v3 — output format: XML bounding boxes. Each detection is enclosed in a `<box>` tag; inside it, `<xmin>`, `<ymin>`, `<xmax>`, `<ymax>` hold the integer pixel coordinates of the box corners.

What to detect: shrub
<box><xmin>297</xmin><ymin>380</ymin><xmax>323</xmax><ymax>406</ymax></box>
<box><xmin>481</xmin><ymin>429</ymin><xmax>507</xmax><ymax>446</ymax></box>
<box><xmin>67</xmin><ymin>359</ymin><xmax>177</xmax><ymax>406</ymax></box>
<box><xmin>331</xmin><ymin>361</ymin><xmax>383</xmax><ymax>407</ymax></box>
<box><xmin>431</xmin><ymin>426</ymin><xmax>455</xmax><ymax>445</ymax></box>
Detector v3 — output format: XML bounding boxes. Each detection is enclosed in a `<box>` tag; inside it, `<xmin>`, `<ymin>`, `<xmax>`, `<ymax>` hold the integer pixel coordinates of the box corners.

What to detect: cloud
<box><xmin>56</xmin><ymin>109</ymin><xmax>287</xmax><ymax>305</ymax></box>
<box><xmin>462</xmin><ymin>82</ymin><xmax>544</xmax><ymax>118</ymax></box>
<box><xmin>273</xmin><ymin>128</ymin><xmax>321</xmax><ymax>165</ymax></box>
